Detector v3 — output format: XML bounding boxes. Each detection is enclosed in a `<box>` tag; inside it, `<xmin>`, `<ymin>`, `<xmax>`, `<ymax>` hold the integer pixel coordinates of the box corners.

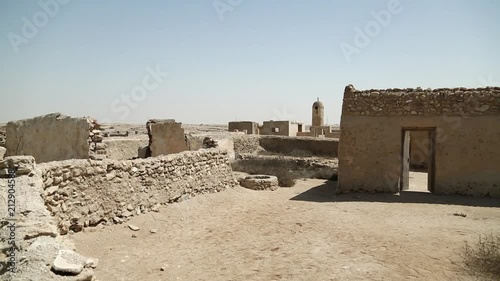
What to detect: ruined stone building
<box><xmin>228</xmin><ymin>120</ymin><xmax>303</xmax><ymax>137</ymax></box>
<box><xmin>337</xmin><ymin>84</ymin><xmax>500</xmax><ymax>197</ymax></box>
<box><xmin>228</xmin><ymin>121</ymin><xmax>260</xmax><ymax>134</ymax></box>
<box><xmin>259</xmin><ymin>120</ymin><xmax>303</xmax><ymax>136</ymax></box>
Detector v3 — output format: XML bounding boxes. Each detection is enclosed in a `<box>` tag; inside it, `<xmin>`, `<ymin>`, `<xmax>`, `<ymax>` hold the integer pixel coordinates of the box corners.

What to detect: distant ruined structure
<box><xmin>297</xmin><ymin>98</ymin><xmax>340</xmax><ymax>138</ymax></box>
<box><xmin>228</xmin><ymin>98</ymin><xmax>341</xmax><ymax>138</ymax></box>
<box><xmin>228</xmin><ymin>120</ymin><xmax>303</xmax><ymax>137</ymax></box>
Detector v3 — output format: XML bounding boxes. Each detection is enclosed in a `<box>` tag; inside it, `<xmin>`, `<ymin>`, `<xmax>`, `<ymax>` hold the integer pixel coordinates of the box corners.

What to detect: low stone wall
<box><xmin>186</xmin><ymin>132</ymin><xmax>240</xmax><ymax>160</ymax></box>
<box><xmin>233</xmin><ymin>134</ymin><xmax>262</xmax><ymax>155</ymax></box>
<box><xmin>37</xmin><ymin>149</ymin><xmax>236</xmax><ymax>234</ymax></box>
<box><xmin>232</xmin><ymin>154</ymin><xmax>338</xmax><ymax>180</ymax></box>
<box><xmin>232</xmin><ymin>135</ymin><xmax>339</xmax><ymax>158</ymax></box>
<box><xmin>103</xmin><ymin>138</ymin><xmax>149</xmax><ymax>160</ymax></box>
<box><xmin>259</xmin><ymin>136</ymin><xmax>339</xmax><ymax>158</ymax></box>
<box><xmin>0</xmin><ymin>156</ymin><xmax>96</xmax><ymax>280</ymax></box>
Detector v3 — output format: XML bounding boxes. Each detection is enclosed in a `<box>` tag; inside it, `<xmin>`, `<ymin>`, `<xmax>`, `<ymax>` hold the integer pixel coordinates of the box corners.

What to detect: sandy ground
<box><xmin>71</xmin><ymin>173</ymin><xmax>500</xmax><ymax>281</ymax></box>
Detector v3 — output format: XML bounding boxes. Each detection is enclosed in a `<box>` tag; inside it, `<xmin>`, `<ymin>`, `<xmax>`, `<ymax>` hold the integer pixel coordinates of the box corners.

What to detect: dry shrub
<box><xmin>272</xmin><ymin>168</ymin><xmax>297</xmax><ymax>187</ymax></box>
<box><xmin>462</xmin><ymin>233</ymin><xmax>500</xmax><ymax>278</ymax></box>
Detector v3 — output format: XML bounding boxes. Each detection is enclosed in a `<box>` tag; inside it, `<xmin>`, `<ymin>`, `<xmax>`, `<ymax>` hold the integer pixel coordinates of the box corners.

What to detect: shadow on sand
<box><xmin>290</xmin><ymin>180</ymin><xmax>500</xmax><ymax>208</ymax></box>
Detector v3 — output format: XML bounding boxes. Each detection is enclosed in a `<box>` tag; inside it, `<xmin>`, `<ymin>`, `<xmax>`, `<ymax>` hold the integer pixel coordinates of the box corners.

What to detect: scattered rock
<box><xmin>151</xmin><ymin>204</ymin><xmax>160</xmax><ymax>212</ymax></box>
<box><xmin>85</xmin><ymin>257</ymin><xmax>99</xmax><ymax>269</ymax></box>
<box><xmin>128</xmin><ymin>224</ymin><xmax>140</xmax><ymax>231</ymax></box>
<box><xmin>453</xmin><ymin>212</ymin><xmax>467</xmax><ymax>218</ymax></box>
<box><xmin>121</xmin><ymin>211</ymin><xmax>133</xmax><ymax>218</ymax></box>
<box><xmin>0</xmin><ymin>156</ymin><xmax>35</xmax><ymax>177</ymax></box>
<box><xmin>52</xmin><ymin>249</ymin><xmax>90</xmax><ymax>275</ymax></box>
<box><xmin>150</xmin><ymin>229</ymin><xmax>158</xmax><ymax>234</ymax></box>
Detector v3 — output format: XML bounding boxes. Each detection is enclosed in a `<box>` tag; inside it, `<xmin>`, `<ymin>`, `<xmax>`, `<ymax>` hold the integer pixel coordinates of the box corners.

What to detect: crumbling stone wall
<box><xmin>232</xmin><ymin>134</ymin><xmax>262</xmax><ymax>155</ymax></box>
<box><xmin>5</xmin><ymin>113</ymin><xmax>95</xmax><ymax>163</ymax></box>
<box><xmin>37</xmin><ymin>149</ymin><xmax>236</xmax><ymax>234</ymax></box>
<box><xmin>0</xmin><ymin>156</ymin><xmax>96</xmax><ymax>280</ymax></box>
<box><xmin>338</xmin><ymin>85</ymin><xmax>500</xmax><ymax>197</ymax></box>
<box><xmin>259</xmin><ymin>136</ymin><xmax>338</xmax><ymax>157</ymax></box>
<box><xmin>232</xmin><ymin>135</ymin><xmax>338</xmax><ymax>158</ymax></box>
<box><xmin>147</xmin><ymin>119</ymin><xmax>188</xmax><ymax>157</ymax></box>
<box><xmin>186</xmin><ymin>132</ymin><xmax>238</xmax><ymax>160</ymax></box>
<box><xmin>0</xmin><ymin>126</ymin><xmax>6</xmax><ymax>147</ymax></box>
<box><xmin>232</xmin><ymin>154</ymin><xmax>338</xmax><ymax>180</ymax></box>
<box><xmin>103</xmin><ymin>138</ymin><xmax>149</xmax><ymax>160</ymax></box>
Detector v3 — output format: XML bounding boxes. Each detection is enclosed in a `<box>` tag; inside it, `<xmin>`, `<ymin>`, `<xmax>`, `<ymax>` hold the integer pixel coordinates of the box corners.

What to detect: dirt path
<box><xmin>72</xmin><ymin>178</ymin><xmax>500</xmax><ymax>281</ymax></box>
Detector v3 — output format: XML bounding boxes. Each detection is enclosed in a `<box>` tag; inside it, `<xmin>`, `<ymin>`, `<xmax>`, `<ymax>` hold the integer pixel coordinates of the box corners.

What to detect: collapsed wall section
<box><xmin>147</xmin><ymin>119</ymin><xmax>188</xmax><ymax>157</ymax></box>
<box><xmin>5</xmin><ymin>113</ymin><xmax>96</xmax><ymax>163</ymax></box>
<box><xmin>37</xmin><ymin>149</ymin><xmax>236</xmax><ymax>234</ymax></box>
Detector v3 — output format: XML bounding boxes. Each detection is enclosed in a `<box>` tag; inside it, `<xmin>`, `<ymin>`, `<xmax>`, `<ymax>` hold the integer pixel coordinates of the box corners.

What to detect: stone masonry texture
<box><xmin>342</xmin><ymin>85</ymin><xmax>500</xmax><ymax>117</ymax></box>
<box><xmin>37</xmin><ymin>149</ymin><xmax>236</xmax><ymax>234</ymax></box>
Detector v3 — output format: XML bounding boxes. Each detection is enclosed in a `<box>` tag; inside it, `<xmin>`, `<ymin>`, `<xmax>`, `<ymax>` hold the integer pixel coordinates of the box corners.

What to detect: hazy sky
<box><xmin>1</xmin><ymin>0</ymin><xmax>499</xmax><ymax>125</ymax></box>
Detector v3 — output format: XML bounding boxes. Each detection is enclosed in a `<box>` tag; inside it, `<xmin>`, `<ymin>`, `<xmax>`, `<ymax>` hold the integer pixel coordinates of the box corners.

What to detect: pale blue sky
<box><xmin>1</xmin><ymin>0</ymin><xmax>499</xmax><ymax>124</ymax></box>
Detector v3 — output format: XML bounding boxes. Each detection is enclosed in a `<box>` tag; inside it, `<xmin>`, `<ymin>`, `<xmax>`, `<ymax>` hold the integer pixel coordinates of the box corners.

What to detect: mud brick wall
<box><xmin>338</xmin><ymin>85</ymin><xmax>500</xmax><ymax>197</ymax></box>
<box><xmin>37</xmin><ymin>149</ymin><xmax>236</xmax><ymax>234</ymax></box>
<box><xmin>147</xmin><ymin>119</ymin><xmax>189</xmax><ymax>157</ymax></box>
<box><xmin>5</xmin><ymin>113</ymin><xmax>94</xmax><ymax>163</ymax></box>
